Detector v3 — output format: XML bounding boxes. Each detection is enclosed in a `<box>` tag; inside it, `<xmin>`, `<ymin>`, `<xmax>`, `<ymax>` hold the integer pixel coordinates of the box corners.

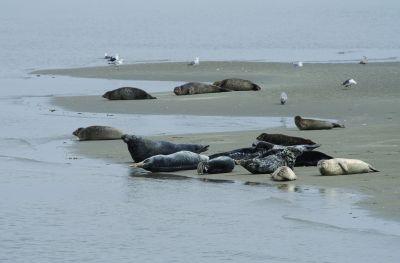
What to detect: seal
<box><xmin>256</xmin><ymin>133</ymin><xmax>317</xmax><ymax>146</ymax></box>
<box><xmin>294</xmin><ymin>116</ymin><xmax>345</xmax><ymax>130</ymax></box>
<box><xmin>173</xmin><ymin>82</ymin><xmax>231</xmax><ymax>96</ymax></box>
<box><xmin>102</xmin><ymin>87</ymin><xmax>156</xmax><ymax>100</ymax></box>
<box><xmin>197</xmin><ymin>156</ymin><xmax>235</xmax><ymax>174</ymax></box>
<box><xmin>213</xmin><ymin>78</ymin><xmax>261</xmax><ymax>91</ymax></box>
<box><xmin>295</xmin><ymin>151</ymin><xmax>333</xmax><ymax>167</ymax></box>
<box><xmin>271</xmin><ymin>166</ymin><xmax>297</xmax><ymax>181</ymax></box>
<box><xmin>121</xmin><ymin>134</ymin><xmax>209</xmax><ymax>162</ymax></box>
<box><xmin>72</xmin><ymin>126</ymin><xmax>123</xmax><ymax>141</ymax></box>
<box><xmin>131</xmin><ymin>151</ymin><xmax>209</xmax><ymax>172</ymax></box>
<box><xmin>317</xmin><ymin>158</ymin><xmax>379</xmax><ymax>175</ymax></box>
<box><xmin>237</xmin><ymin>148</ymin><xmax>304</xmax><ymax>174</ymax></box>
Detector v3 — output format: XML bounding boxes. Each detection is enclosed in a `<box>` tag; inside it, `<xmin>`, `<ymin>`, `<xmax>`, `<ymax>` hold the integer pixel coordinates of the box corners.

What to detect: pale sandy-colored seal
<box><xmin>173</xmin><ymin>82</ymin><xmax>232</xmax><ymax>96</ymax></box>
<box><xmin>213</xmin><ymin>78</ymin><xmax>261</xmax><ymax>91</ymax></box>
<box><xmin>131</xmin><ymin>151</ymin><xmax>209</xmax><ymax>172</ymax></box>
<box><xmin>102</xmin><ymin>87</ymin><xmax>156</xmax><ymax>100</ymax></box>
<box><xmin>121</xmin><ymin>134</ymin><xmax>209</xmax><ymax>162</ymax></box>
<box><xmin>317</xmin><ymin>158</ymin><xmax>379</xmax><ymax>175</ymax></box>
<box><xmin>295</xmin><ymin>116</ymin><xmax>345</xmax><ymax>130</ymax></box>
<box><xmin>197</xmin><ymin>156</ymin><xmax>235</xmax><ymax>174</ymax></box>
<box><xmin>73</xmin><ymin>126</ymin><xmax>123</xmax><ymax>141</ymax></box>
<box><xmin>271</xmin><ymin>166</ymin><xmax>297</xmax><ymax>181</ymax></box>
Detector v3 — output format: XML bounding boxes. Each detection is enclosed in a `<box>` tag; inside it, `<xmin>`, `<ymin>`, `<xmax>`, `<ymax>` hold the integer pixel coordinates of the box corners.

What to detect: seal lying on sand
<box><xmin>271</xmin><ymin>166</ymin><xmax>297</xmax><ymax>181</ymax></box>
<box><xmin>294</xmin><ymin>116</ymin><xmax>345</xmax><ymax>130</ymax></box>
<box><xmin>173</xmin><ymin>82</ymin><xmax>232</xmax><ymax>95</ymax></box>
<box><xmin>237</xmin><ymin>148</ymin><xmax>304</xmax><ymax>174</ymax></box>
<box><xmin>318</xmin><ymin>158</ymin><xmax>379</xmax><ymax>175</ymax></box>
<box><xmin>295</xmin><ymin>151</ymin><xmax>333</xmax><ymax>167</ymax></box>
<box><xmin>131</xmin><ymin>151</ymin><xmax>209</xmax><ymax>172</ymax></box>
<box><xmin>121</xmin><ymin>134</ymin><xmax>209</xmax><ymax>162</ymax></box>
<box><xmin>197</xmin><ymin>156</ymin><xmax>235</xmax><ymax>174</ymax></box>
<box><xmin>102</xmin><ymin>87</ymin><xmax>156</xmax><ymax>100</ymax></box>
<box><xmin>73</xmin><ymin>126</ymin><xmax>123</xmax><ymax>141</ymax></box>
<box><xmin>256</xmin><ymin>133</ymin><xmax>317</xmax><ymax>146</ymax></box>
<box><xmin>213</xmin><ymin>78</ymin><xmax>261</xmax><ymax>91</ymax></box>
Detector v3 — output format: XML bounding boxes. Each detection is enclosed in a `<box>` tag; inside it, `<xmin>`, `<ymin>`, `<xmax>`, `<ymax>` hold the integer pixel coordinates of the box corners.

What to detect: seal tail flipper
<box><xmin>130</xmin><ymin>162</ymin><xmax>144</xmax><ymax>168</ymax></box>
<box><xmin>333</xmin><ymin>123</ymin><xmax>345</xmax><ymax>128</ymax></box>
<box><xmin>369</xmin><ymin>165</ymin><xmax>380</xmax><ymax>172</ymax></box>
<box><xmin>199</xmin><ymin>145</ymin><xmax>210</xmax><ymax>153</ymax></box>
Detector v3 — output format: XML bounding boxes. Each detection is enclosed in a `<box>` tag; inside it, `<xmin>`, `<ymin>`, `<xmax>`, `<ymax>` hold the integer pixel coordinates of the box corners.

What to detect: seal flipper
<box><xmin>338</xmin><ymin>161</ymin><xmax>349</xmax><ymax>174</ymax></box>
<box><xmin>368</xmin><ymin>165</ymin><xmax>380</xmax><ymax>172</ymax></box>
<box><xmin>333</xmin><ymin>122</ymin><xmax>345</xmax><ymax>128</ymax></box>
<box><xmin>218</xmin><ymin>87</ymin><xmax>234</xmax><ymax>92</ymax></box>
<box><xmin>198</xmin><ymin>145</ymin><xmax>210</xmax><ymax>153</ymax></box>
<box><xmin>197</xmin><ymin>162</ymin><xmax>207</xmax><ymax>175</ymax></box>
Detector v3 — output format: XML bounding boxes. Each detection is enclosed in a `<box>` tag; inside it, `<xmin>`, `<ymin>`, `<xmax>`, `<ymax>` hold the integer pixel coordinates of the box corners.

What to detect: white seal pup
<box><xmin>317</xmin><ymin>158</ymin><xmax>379</xmax><ymax>175</ymax></box>
<box><xmin>73</xmin><ymin>126</ymin><xmax>123</xmax><ymax>141</ymax></box>
<box><xmin>271</xmin><ymin>166</ymin><xmax>297</xmax><ymax>181</ymax></box>
<box><xmin>131</xmin><ymin>151</ymin><xmax>209</xmax><ymax>172</ymax></box>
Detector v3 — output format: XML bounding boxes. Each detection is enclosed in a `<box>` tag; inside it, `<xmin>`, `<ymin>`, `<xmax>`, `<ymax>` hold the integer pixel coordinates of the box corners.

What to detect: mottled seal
<box><xmin>256</xmin><ymin>133</ymin><xmax>317</xmax><ymax>146</ymax></box>
<box><xmin>213</xmin><ymin>78</ymin><xmax>261</xmax><ymax>91</ymax></box>
<box><xmin>197</xmin><ymin>156</ymin><xmax>235</xmax><ymax>174</ymax></box>
<box><xmin>317</xmin><ymin>158</ymin><xmax>379</xmax><ymax>176</ymax></box>
<box><xmin>73</xmin><ymin>126</ymin><xmax>123</xmax><ymax>141</ymax></box>
<box><xmin>102</xmin><ymin>87</ymin><xmax>156</xmax><ymax>100</ymax></box>
<box><xmin>121</xmin><ymin>134</ymin><xmax>209</xmax><ymax>162</ymax></box>
<box><xmin>173</xmin><ymin>82</ymin><xmax>231</xmax><ymax>96</ymax></box>
<box><xmin>131</xmin><ymin>151</ymin><xmax>209</xmax><ymax>172</ymax></box>
<box><xmin>295</xmin><ymin>151</ymin><xmax>333</xmax><ymax>167</ymax></box>
<box><xmin>237</xmin><ymin>148</ymin><xmax>304</xmax><ymax>174</ymax></box>
<box><xmin>271</xmin><ymin>166</ymin><xmax>297</xmax><ymax>181</ymax></box>
<box><xmin>295</xmin><ymin>116</ymin><xmax>345</xmax><ymax>130</ymax></box>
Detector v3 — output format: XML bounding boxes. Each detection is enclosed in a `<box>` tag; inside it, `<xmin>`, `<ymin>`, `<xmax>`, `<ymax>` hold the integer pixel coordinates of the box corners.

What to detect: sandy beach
<box><xmin>35</xmin><ymin>61</ymin><xmax>400</xmax><ymax>220</ymax></box>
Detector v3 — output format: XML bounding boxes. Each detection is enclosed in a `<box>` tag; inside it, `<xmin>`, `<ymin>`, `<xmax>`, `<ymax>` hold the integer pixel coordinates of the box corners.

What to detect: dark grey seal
<box><xmin>72</xmin><ymin>126</ymin><xmax>123</xmax><ymax>141</ymax></box>
<box><xmin>131</xmin><ymin>151</ymin><xmax>209</xmax><ymax>172</ymax></box>
<box><xmin>256</xmin><ymin>133</ymin><xmax>317</xmax><ymax>146</ymax></box>
<box><xmin>295</xmin><ymin>151</ymin><xmax>333</xmax><ymax>167</ymax></box>
<box><xmin>102</xmin><ymin>87</ymin><xmax>156</xmax><ymax>100</ymax></box>
<box><xmin>121</xmin><ymin>134</ymin><xmax>209</xmax><ymax>162</ymax></box>
<box><xmin>197</xmin><ymin>156</ymin><xmax>235</xmax><ymax>174</ymax></box>
<box><xmin>213</xmin><ymin>78</ymin><xmax>261</xmax><ymax>91</ymax></box>
<box><xmin>173</xmin><ymin>82</ymin><xmax>232</xmax><ymax>95</ymax></box>
<box><xmin>295</xmin><ymin>116</ymin><xmax>344</xmax><ymax>130</ymax></box>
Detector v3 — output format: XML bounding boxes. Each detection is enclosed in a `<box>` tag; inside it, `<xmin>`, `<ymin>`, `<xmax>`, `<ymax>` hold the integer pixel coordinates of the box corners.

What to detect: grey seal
<box><xmin>213</xmin><ymin>78</ymin><xmax>261</xmax><ymax>91</ymax></box>
<box><xmin>102</xmin><ymin>87</ymin><xmax>156</xmax><ymax>100</ymax></box>
<box><xmin>121</xmin><ymin>134</ymin><xmax>209</xmax><ymax>162</ymax></box>
<box><xmin>131</xmin><ymin>151</ymin><xmax>209</xmax><ymax>172</ymax></box>
<box><xmin>256</xmin><ymin>133</ymin><xmax>317</xmax><ymax>146</ymax></box>
<box><xmin>295</xmin><ymin>116</ymin><xmax>344</xmax><ymax>130</ymax></box>
<box><xmin>318</xmin><ymin>158</ymin><xmax>379</xmax><ymax>175</ymax></box>
<box><xmin>197</xmin><ymin>156</ymin><xmax>235</xmax><ymax>174</ymax></box>
<box><xmin>73</xmin><ymin>126</ymin><xmax>123</xmax><ymax>141</ymax></box>
<box><xmin>173</xmin><ymin>82</ymin><xmax>231</xmax><ymax>96</ymax></box>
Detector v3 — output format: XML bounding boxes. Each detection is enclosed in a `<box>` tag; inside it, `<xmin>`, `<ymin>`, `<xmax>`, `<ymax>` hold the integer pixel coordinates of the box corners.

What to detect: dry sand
<box><xmin>35</xmin><ymin>61</ymin><xmax>400</xmax><ymax>220</ymax></box>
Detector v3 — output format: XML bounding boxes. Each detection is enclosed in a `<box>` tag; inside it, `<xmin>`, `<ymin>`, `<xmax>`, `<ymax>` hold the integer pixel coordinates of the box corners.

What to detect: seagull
<box><xmin>359</xmin><ymin>56</ymin><xmax>368</xmax><ymax>65</ymax></box>
<box><xmin>108</xmin><ymin>54</ymin><xmax>119</xmax><ymax>62</ymax></box>
<box><xmin>342</xmin><ymin>78</ymin><xmax>357</xmax><ymax>88</ymax></box>
<box><xmin>104</xmin><ymin>53</ymin><xmax>112</xmax><ymax>60</ymax></box>
<box><xmin>188</xmin><ymin>57</ymin><xmax>200</xmax><ymax>66</ymax></box>
<box><xmin>293</xmin><ymin>61</ymin><xmax>303</xmax><ymax>68</ymax></box>
<box><xmin>280</xmin><ymin>92</ymin><xmax>288</xmax><ymax>105</ymax></box>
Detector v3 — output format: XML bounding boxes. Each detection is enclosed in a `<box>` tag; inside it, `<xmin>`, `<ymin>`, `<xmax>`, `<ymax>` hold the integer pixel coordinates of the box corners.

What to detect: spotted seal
<box><xmin>213</xmin><ymin>78</ymin><xmax>261</xmax><ymax>91</ymax></box>
<box><xmin>294</xmin><ymin>116</ymin><xmax>344</xmax><ymax>130</ymax></box>
<box><xmin>271</xmin><ymin>166</ymin><xmax>297</xmax><ymax>181</ymax></box>
<box><xmin>131</xmin><ymin>151</ymin><xmax>209</xmax><ymax>172</ymax></box>
<box><xmin>197</xmin><ymin>156</ymin><xmax>235</xmax><ymax>174</ymax></box>
<box><xmin>102</xmin><ymin>87</ymin><xmax>156</xmax><ymax>100</ymax></box>
<box><xmin>173</xmin><ymin>82</ymin><xmax>231</xmax><ymax>95</ymax></box>
<box><xmin>72</xmin><ymin>126</ymin><xmax>123</xmax><ymax>141</ymax></box>
<box><xmin>121</xmin><ymin>134</ymin><xmax>209</xmax><ymax>162</ymax></box>
<box><xmin>317</xmin><ymin>158</ymin><xmax>379</xmax><ymax>175</ymax></box>
<box><xmin>256</xmin><ymin>133</ymin><xmax>317</xmax><ymax>146</ymax></box>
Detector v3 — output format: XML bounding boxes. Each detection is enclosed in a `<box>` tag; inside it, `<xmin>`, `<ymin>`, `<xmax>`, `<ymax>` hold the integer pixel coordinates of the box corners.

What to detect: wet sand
<box><xmin>36</xmin><ymin>61</ymin><xmax>400</xmax><ymax>220</ymax></box>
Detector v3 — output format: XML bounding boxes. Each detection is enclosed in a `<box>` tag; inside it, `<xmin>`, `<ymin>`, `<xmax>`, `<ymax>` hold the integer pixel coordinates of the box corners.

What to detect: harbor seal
<box><xmin>73</xmin><ymin>126</ymin><xmax>123</xmax><ymax>141</ymax></box>
<box><xmin>271</xmin><ymin>166</ymin><xmax>297</xmax><ymax>181</ymax></box>
<box><xmin>213</xmin><ymin>78</ymin><xmax>261</xmax><ymax>91</ymax></box>
<box><xmin>131</xmin><ymin>151</ymin><xmax>209</xmax><ymax>172</ymax></box>
<box><xmin>197</xmin><ymin>156</ymin><xmax>235</xmax><ymax>174</ymax></box>
<box><xmin>121</xmin><ymin>134</ymin><xmax>209</xmax><ymax>162</ymax></box>
<box><xmin>102</xmin><ymin>87</ymin><xmax>156</xmax><ymax>100</ymax></box>
<box><xmin>294</xmin><ymin>116</ymin><xmax>345</xmax><ymax>130</ymax></box>
<box><xmin>173</xmin><ymin>82</ymin><xmax>231</xmax><ymax>96</ymax></box>
<box><xmin>256</xmin><ymin>133</ymin><xmax>317</xmax><ymax>146</ymax></box>
<box><xmin>317</xmin><ymin>158</ymin><xmax>379</xmax><ymax>176</ymax></box>
<box><xmin>295</xmin><ymin>151</ymin><xmax>333</xmax><ymax>167</ymax></box>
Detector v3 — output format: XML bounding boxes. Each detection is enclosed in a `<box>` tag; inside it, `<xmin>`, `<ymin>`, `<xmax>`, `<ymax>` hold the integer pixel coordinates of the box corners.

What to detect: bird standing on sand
<box><xmin>342</xmin><ymin>78</ymin><xmax>357</xmax><ymax>88</ymax></box>
<box><xmin>280</xmin><ymin>92</ymin><xmax>288</xmax><ymax>105</ymax></box>
<box><xmin>293</xmin><ymin>61</ymin><xmax>303</xmax><ymax>68</ymax></box>
<box><xmin>188</xmin><ymin>57</ymin><xmax>200</xmax><ymax>66</ymax></box>
<box><xmin>359</xmin><ymin>56</ymin><xmax>368</xmax><ymax>65</ymax></box>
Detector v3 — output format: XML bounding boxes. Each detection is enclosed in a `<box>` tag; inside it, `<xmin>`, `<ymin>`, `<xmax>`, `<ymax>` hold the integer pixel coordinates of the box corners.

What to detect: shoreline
<box><xmin>45</xmin><ymin>61</ymin><xmax>400</xmax><ymax>221</ymax></box>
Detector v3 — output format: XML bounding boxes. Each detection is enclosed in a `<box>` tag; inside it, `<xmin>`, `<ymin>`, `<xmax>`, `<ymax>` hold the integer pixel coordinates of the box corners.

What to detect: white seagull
<box><xmin>280</xmin><ymin>92</ymin><xmax>288</xmax><ymax>105</ymax></box>
<box><xmin>342</xmin><ymin>78</ymin><xmax>357</xmax><ymax>88</ymax></box>
<box><xmin>293</xmin><ymin>61</ymin><xmax>303</xmax><ymax>68</ymax></box>
<box><xmin>188</xmin><ymin>57</ymin><xmax>200</xmax><ymax>66</ymax></box>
